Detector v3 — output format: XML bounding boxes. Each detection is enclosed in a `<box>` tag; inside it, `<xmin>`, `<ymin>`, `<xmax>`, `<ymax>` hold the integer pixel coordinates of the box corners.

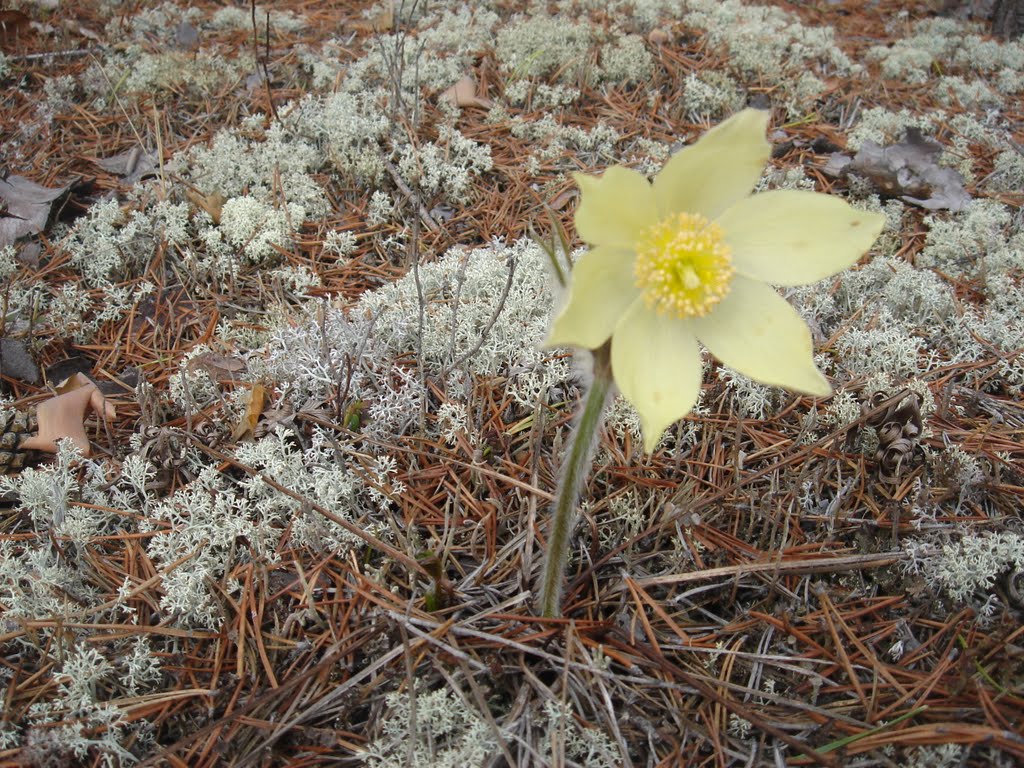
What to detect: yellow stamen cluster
<box><xmin>634</xmin><ymin>212</ymin><xmax>734</xmax><ymax>319</ymax></box>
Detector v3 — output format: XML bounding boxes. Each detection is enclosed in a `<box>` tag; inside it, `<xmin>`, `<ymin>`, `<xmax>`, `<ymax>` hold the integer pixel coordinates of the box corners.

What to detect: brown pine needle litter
<box><xmin>0</xmin><ymin>0</ymin><xmax>1023</xmax><ymax>765</ymax></box>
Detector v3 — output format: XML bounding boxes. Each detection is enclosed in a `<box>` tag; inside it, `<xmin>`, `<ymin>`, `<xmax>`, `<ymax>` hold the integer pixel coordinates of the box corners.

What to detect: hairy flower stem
<box><xmin>538</xmin><ymin>341</ymin><xmax>614</xmax><ymax>618</ymax></box>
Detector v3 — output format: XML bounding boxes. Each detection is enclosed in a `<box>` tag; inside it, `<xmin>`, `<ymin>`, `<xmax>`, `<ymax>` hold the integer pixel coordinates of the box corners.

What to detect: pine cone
<box><xmin>0</xmin><ymin>408</ymin><xmax>37</xmax><ymax>474</ymax></box>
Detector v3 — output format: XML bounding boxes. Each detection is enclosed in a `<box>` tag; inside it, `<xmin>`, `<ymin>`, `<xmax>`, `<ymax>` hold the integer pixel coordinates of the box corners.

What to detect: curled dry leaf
<box><xmin>439</xmin><ymin>76</ymin><xmax>493</xmax><ymax>109</ymax></box>
<box><xmin>19</xmin><ymin>373</ymin><xmax>116</xmax><ymax>456</ymax></box>
<box><xmin>1004</xmin><ymin>569</ymin><xmax>1024</xmax><ymax>610</ymax></box>
<box><xmin>825</xmin><ymin>129</ymin><xmax>971</xmax><ymax>212</ymax></box>
<box><xmin>855</xmin><ymin>390</ymin><xmax>923</xmax><ymax>485</ymax></box>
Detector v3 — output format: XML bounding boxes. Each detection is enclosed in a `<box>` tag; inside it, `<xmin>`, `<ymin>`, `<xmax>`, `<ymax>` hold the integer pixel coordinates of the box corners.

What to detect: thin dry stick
<box><xmin>408</xmin><ymin>213</ymin><xmax>428</xmax><ymax>435</ymax></box>
<box><xmin>441</xmin><ymin>249</ymin><xmax>518</xmax><ymax>378</ymax></box>
<box><xmin>250</xmin><ymin>0</ymin><xmax>279</xmax><ymax>123</ymax></box>
<box><xmin>626</xmin><ymin>551</ymin><xmax>908</xmax><ymax>589</ymax></box>
<box><xmin>383</xmin><ymin>157</ymin><xmax>440</xmax><ymax>232</ymax></box>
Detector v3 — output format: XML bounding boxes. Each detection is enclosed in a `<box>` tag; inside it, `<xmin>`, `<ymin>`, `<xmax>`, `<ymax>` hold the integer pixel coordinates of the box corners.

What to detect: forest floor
<box><xmin>0</xmin><ymin>0</ymin><xmax>1023</xmax><ymax>766</ymax></box>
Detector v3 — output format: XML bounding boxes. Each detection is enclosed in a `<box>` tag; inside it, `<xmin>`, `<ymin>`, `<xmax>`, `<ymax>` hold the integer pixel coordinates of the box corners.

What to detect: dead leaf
<box><xmin>62</xmin><ymin>19</ymin><xmax>101</xmax><ymax>42</ymax></box>
<box><xmin>258</xmin><ymin>405</ymin><xmax>294</xmax><ymax>432</ymax></box>
<box><xmin>429</xmin><ymin>203</ymin><xmax>456</xmax><ymax>222</ymax></box>
<box><xmin>94</xmin><ymin>147</ymin><xmax>159</xmax><ymax>185</ymax></box>
<box><xmin>0</xmin><ymin>175</ymin><xmax>74</xmax><ymax>249</ymax></box>
<box><xmin>53</xmin><ymin>372</ymin><xmax>90</xmax><ymax>396</ymax></box>
<box><xmin>45</xmin><ymin>355</ymin><xmax>95</xmax><ymax>389</ymax></box>
<box><xmin>245</xmin><ymin>69</ymin><xmax>266</xmax><ymax>93</ymax></box>
<box><xmin>173</xmin><ymin>20</ymin><xmax>200</xmax><ymax>50</ymax></box>
<box><xmin>231</xmin><ymin>383</ymin><xmax>265</xmax><ymax>441</ymax></box>
<box><xmin>184</xmin><ymin>189</ymin><xmax>226</xmax><ymax>225</ymax></box>
<box><xmin>825</xmin><ymin>129</ymin><xmax>971</xmax><ymax>212</ymax></box>
<box><xmin>20</xmin><ymin>373</ymin><xmax>115</xmax><ymax>456</ymax></box>
<box><xmin>29</xmin><ymin>21</ymin><xmax>56</xmax><ymax>38</ymax></box>
<box><xmin>857</xmin><ymin>390</ymin><xmax>923</xmax><ymax>485</ymax></box>
<box><xmin>439</xmin><ymin>76</ymin><xmax>493</xmax><ymax>109</ymax></box>
<box><xmin>186</xmin><ymin>351</ymin><xmax>247</xmax><ymax>382</ymax></box>
<box><xmin>647</xmin><ymin>28</ymin><xmax>670</xmax><ymax>45</ymax></box>
<box><xmin>0</xmin><ymin>338</ymin><xmax>39</xmax><ymax>385</ymax></box>
<box><xmin>17</xmin><ymin>241</ymin><xmax>41</xmax><ymax>270</ymax></box>
<box><xmin>548</xmin><ymin>186</ymin><xmax>577</xmax><ymax>211</ymax></box>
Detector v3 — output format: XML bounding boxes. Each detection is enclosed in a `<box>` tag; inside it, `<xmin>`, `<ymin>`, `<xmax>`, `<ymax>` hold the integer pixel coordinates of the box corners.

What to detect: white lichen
<box><xmin>495</xmin><ymin>14</ymin><xmax>596</xmax><ymax>82</ymax></box>
<box><xmin>903</xmin><ymin>530</ymin><xmax>1024</xmax><ymax>603</ymax></box>
<box><xmin>361</xmin><ymin>686</ymin><xmax>504</xmax><ymax>767</ymax></box>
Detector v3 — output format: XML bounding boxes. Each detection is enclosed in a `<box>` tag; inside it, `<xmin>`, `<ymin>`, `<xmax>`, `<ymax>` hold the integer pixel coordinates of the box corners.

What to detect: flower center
<box><xmin>634</xmin><ymin>212</ymin><xmax>734</xmax><ymax>318</ymax></box>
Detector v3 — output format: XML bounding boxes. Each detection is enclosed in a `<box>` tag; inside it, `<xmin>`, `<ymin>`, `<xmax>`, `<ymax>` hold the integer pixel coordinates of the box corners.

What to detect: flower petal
<box><xmin>653</xmin><ymin>109</ymin><xmax>770</xmax><ymax>220</ymax></box>
<box><xmin>573</xmin><ymin>166</ymin><xmax>658</xmax><ymax>248</ymax></box>
<box><xmin>611</xmin><ymin>301</ymin><xmax>704</xmax><ymax>453</ymax></box>
<box><xmin>547</xmin><ymin>245</ymin><xmax>640</xmax><ymax>350</ymax></box>
<box><xmin>719</xmin><ymin>190</ymin><xmax>885</xmax><ymax>286</ymax></box>
<box><xmin>694</xmin><ymin>276</ymin><xmax>831</xmax><ymax>396</ymax></box>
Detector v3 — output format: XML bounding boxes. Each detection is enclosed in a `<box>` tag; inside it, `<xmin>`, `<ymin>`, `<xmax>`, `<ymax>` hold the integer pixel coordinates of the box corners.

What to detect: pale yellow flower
<box><xmin>548</xmin><ymin>109</ymin><xmax>885</xmax><ymax>452</ymax></box>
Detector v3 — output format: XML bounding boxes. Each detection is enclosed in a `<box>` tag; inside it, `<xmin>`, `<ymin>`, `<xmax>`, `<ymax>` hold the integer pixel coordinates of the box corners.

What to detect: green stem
<box><xmin>538</xmin><ymin>342</ymin><xmax>614</xmax><ymax>618</ymax></box>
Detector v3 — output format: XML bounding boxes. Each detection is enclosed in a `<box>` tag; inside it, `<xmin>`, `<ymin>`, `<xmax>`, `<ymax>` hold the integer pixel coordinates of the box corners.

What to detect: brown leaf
<box><xmin>439</xmin><ymin>76</ymin><xmax>493</xmax><ymax>109</ymax></box>
<box><xmin>185</xmin><ymin>189</ymin><xmax>226</xmax><ymax>225</ymax></box>
<box><xmin>231</xmin><ymin>383</ymin><xmax>266</xmax><ymax>441</ymax></box>
<box><xmin>20</xmin><ymin>373</ymin><xmax>115</xmax><ymax>456</ymax></box>
<box><xmin>53</xmin><ymin>372</ymin><xmax>90</xmax><ymax>396</ymax></box>
<box><xmin>647</xmin><ymin>28</ymin><xmax>670</xmax><ymax>45</ymax></box>
<box><xmin>548</xmin><ymin>186</ymin><xmax>577</xmax><ymax>211</ymax></box>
